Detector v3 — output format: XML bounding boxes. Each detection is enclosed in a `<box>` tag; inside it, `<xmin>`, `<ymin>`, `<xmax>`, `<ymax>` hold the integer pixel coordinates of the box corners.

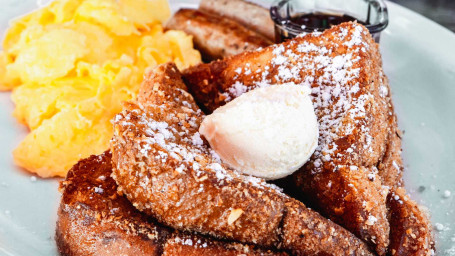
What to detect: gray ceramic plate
<box><xmin>0</xmin><ymin>0</ymin><xmax>454</xmax><ymax>255</ymax></box>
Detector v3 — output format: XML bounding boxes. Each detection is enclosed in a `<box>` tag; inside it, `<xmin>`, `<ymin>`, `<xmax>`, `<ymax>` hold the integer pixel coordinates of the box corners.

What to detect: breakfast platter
<box><xmin>0</xmin><ymin>0</ymin><xmax>454</xmax><ymax>255</ymax></box>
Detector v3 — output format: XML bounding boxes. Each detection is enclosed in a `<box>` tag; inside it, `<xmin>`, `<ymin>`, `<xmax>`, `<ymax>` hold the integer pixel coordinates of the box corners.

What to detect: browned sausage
<box><xmin>199</xmin><ymin>0</ymin><xmax>275</xmax><ymax>41</ymax></box>
<box><xmin>166</xmin><ymin>9</ymin><xmax>271</xmax><ymax>61</ymax></box>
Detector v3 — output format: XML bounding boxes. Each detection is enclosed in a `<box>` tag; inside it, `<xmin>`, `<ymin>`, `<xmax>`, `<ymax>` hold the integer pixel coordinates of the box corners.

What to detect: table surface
<box><xmin>390</xmin><ymin>0</ymin><xmax>455</xmax><ymax>32</ymax></box>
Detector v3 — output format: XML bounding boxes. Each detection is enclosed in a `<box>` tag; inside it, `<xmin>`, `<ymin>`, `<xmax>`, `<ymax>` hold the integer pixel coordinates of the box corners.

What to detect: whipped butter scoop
<box><xmin>199</xmin><ymin>83</ymin><xmax>319</xmax><ymax>180</ymax></box>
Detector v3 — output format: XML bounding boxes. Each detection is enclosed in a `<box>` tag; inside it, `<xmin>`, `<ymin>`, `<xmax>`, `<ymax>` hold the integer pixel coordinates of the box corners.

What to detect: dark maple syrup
<box><xmin>275</xmin><ymin>12</ymin><xmax>369</xmax><ymax>42</ymax></box>
<box><xmin>291</xmin><ymin>13</ymin><xmax>369</xmax><ymax>30</ymax></box>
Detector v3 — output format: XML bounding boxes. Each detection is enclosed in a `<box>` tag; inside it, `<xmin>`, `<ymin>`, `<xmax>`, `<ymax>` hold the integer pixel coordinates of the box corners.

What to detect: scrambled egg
<box><xmin>0</xmin><ymin>0</ymin><xmax>201</xmax><ymax>177</ymax></box>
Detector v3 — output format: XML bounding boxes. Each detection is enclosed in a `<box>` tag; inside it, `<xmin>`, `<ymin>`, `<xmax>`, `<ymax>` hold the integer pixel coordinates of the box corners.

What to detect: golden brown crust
<box><xmin>387</xmin><ymin>188</ymin><xmax>435</xmax><ymax>256</ymax></box>
<box><xmin>182</xmin><ymin>22</ymin><xmax>391</xmax><ymax>254</ymax></box>
<box><xmin>293</xmin><ymin>165</ymin><xmax>389</xmax><ymax>253</ymax></box>
<box><xmin>375</xmin><ymin>96</ymin><xmax>434</xmax><ymax>255</ymax></box>
<box><xmin>163</xmin><ymin>233</ymin><xmax>285</xmax><ymax>256</ymax></box>
<box><xmin>112</xmin><ymin>102</ymin><xmax>284</xmax><ymax>245</ymax></box>
<box><xmin>182</xmin><ymin>22</ymin><xmax>436</xmax><ymax>255</ymax></box>
<box><xmin>199</xmin><ymin>0</ymin><xmax>275</xmax><ymax>41</ymax></box>
<box><xmin>374</xmin><ymin>71</ymin><xmax>404</xmax><ymax>190</ymax></box>
<box><xmin>377</xmin><ymin>114</ymin><xmax>404</xmax><ymax>189</ymax></box>
<box><xmin>138</xmin><ymin>64</ymin><xmax>190</xmax><ymax>104</ymax></box>
<box><xmin>56</xmin><ymin>151</ymin><xmax>287</xmax><ymax>256</ymax></box>
<box><xmin>110</xmin><ymin>63</ymin><xmax>373</xmax><ymax>255</ymax></box>
<box><xmin>376</xmin><ymin>115</ymin><xmax>435</xmax><ymax>255</ymax></box>
<box><xmin>165</xmin><ymin>9</ymin><xmax>271</xmax><ymax>61</ymax></box>
<box><xmin>56</xmin><ymin>152</ymin><xmax>170</xmax><ymax>256</ymax></box>
<box><xmin>279</xmin><ymin>199</ymin><xmax>371</xmax><ymax>256</ymax></box>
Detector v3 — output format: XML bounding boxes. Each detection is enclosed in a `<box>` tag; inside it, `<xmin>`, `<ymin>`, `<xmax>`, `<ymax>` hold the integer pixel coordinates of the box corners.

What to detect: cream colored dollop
<box><xmin>199</xmin><ymin>83</ymin><xmax>319</xmax><ymax>180</ymax></box>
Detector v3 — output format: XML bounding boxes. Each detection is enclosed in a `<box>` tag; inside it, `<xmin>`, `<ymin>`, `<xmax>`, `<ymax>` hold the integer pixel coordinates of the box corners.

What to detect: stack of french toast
<box><xmin>56</xmin><ymin>1</ymin><xmax>435</xmax><ymax>255</ymax></box>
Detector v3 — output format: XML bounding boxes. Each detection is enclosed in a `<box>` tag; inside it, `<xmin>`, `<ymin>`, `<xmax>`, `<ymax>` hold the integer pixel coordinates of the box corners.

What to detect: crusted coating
<box><xmin>377</xmin><ymin>116</ymin><xmax>404</xmax><ymax>189</ymax></box>
<box><xmin>377</xmin><ymin>116</ymin><xmax>435</xmax><ymax>255</ymax></box>
<box><xmin>110</xmin><ymin>63</ymin><xmax>373</xmax><ymax>255</ymax></box>
<box><xmin>375</xmin><ymin>90</ymin><xmax>434</xmax><ymax>255</ymax></box>
<box><xmin>163</xmin><ymin>232</ymin><xmax>285</xmax><ymax>256</ymax></box>
<box><xmin>182</xmin><ymin>22</ymin><xmax>391</xmax><ymax>254</ymax></box>
<box><xmin>387</xmin><ymin>188</ymin><xmax>435</xmax><ymax>256</ymax></box>
<box><xmin>181</xmin><ymin>22</ymin><xmax>435</xmax><ymax>255</ymax></box>
<box><xmin>56</xmin><ymin>151</ymin><xmax>284</xmax><ymax>256</ymax></box>
<box><xmin>56</xmin><ymin>152</ymin><xmax>170</xmax><ymax>256</ymax></box>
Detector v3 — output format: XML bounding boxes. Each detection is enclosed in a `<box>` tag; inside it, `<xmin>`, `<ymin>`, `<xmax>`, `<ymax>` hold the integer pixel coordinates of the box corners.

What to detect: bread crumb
<box><xmin>228</xmin><ymin>208</ymin><xmax>244</xmax><ymax>225</ymax></box>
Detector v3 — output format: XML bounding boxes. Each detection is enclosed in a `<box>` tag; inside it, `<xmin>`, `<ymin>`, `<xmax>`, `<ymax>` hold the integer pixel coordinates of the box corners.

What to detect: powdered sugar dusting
<box><xmin>366</xmin><ymin>215</ymin><xmax>378</xmax><ymax>225</ymax></box>
<box><xmin>112</xmin><ymin>101</ymin><xmax>281</xmax><ymax>195</ymax></box>
<box><xmin>220</xmin><ymin>24</ymin><xmax>373</xmax><ymax>173</ymax></box>
<box><xmin>223</xmin><ymin>81</ymin><xmax>249</xmax><ymax>101</ymax></box>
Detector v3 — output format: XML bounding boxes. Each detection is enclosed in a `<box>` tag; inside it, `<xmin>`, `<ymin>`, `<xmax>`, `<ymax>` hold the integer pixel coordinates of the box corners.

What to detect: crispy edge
<box><xmin>376</xmin><ymin>111</ymin><xmax>435</xmax><ymax>255</ymax></box>
<box><xmin>56</xmin><ymin>151</ymin><xmax>287</xmax><ymax>256</ymax></box>
<box><xmin>56</xmin><ymin>152</ymin><xmax>170</xmax><ymax>256</ymax></box>
<box><xmin>163</xmin><ymin>233</ymin><xmax>286</xmax><ymax>256</ymax></box>
<box><xmin>387</xmin><ymin>188</ymin><xmax>435</xmax><ymax>256</ymax></box>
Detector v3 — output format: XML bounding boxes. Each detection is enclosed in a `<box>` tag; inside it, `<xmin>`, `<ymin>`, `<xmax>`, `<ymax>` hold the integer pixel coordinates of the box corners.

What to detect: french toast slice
<box><xmin>110</xmin><ymin>63</ymin><xmax>373</xmax><ymax>255</ymax></box>
<box><xmin>56</xmin><ymin>151</ymin><xmax>286</xmax><ymax>256</ymax></box>
<box><xmin>181</xmin><ymin>22</ymin><xmax>434</xmax><ymax>255</ymax></box>
<box><xmin>182</xmin><ymin>22</ymin><xmax>391</xmax><ymax>254</ymax></box>
<box><xmin>56</xmin><ymin>151</ymin><xmax>169</xmax><ymax>256</ymax></box>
